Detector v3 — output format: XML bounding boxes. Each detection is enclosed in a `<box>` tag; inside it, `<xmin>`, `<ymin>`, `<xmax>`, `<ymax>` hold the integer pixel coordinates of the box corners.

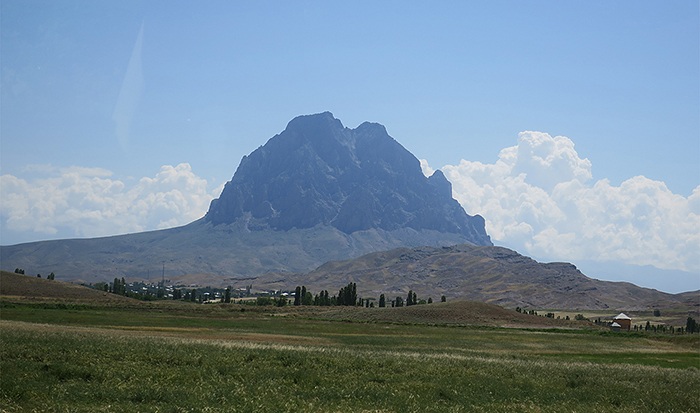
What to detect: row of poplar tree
<box><xmin>292</xmin><ymin>282</ymin><xmax>446</xmax><ymax>308</ymax></box>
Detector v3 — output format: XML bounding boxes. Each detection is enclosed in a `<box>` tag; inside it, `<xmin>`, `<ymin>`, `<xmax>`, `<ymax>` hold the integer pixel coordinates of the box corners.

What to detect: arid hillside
<box><xmin>0</xmin><ymin>271</ymin><xmax>132</xmax><ymax>303</ymax></box>
<box><xmin>226</xmin><ymin>244</ymin><xmax>699</xmax><ymax>312</ymax></box>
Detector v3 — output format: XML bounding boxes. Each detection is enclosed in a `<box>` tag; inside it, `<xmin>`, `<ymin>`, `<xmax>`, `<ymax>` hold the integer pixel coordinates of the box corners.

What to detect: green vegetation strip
<box><xmin>1</xmin><ymin>315</ymin><xmax>699</xmax><ymax>412</ymax></box>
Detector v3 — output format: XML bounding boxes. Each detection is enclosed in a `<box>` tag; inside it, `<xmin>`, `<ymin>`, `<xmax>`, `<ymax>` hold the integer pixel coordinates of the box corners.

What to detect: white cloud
<box><xmin>0</xmin><ymin>163</ymin><xmax>222</xmax><ymax>241</ymax></box>
<box><xmin>433</xmin><ymin>131</ymin><xmax>699</xmax><ymax>272</ymax></box>
<box><xmin>419</xmin><ymin>159</ymin><xmax>434</xmax><ymax>177</ymax></box>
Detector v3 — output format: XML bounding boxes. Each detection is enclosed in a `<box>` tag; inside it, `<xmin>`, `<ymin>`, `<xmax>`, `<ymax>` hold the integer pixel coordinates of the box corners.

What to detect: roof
<box><xmin>614</xmin><ymin>313</ymin><xmax>631</xmax><ymax>320</ymax></box>
<box><xmin>611</xmin><ymin>322</ymin><xmax>621</xmax><ymax>327</ymax></box>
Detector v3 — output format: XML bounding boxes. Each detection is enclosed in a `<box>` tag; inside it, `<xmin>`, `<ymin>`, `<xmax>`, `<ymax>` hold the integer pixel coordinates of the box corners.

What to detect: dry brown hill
<box><xmin>313</xmin><ymin>300</ymin><xmax>593</xmax><ymax>329</ymax></box>
<box><xmin>227</xmin><ymin>244</ymin><xmax>698</xmax><ymax>312</ymax></box>
<box><xmin>0</xmin><ymin>271</ymin><xmax>133</xmax><ymax>303</ymax></box>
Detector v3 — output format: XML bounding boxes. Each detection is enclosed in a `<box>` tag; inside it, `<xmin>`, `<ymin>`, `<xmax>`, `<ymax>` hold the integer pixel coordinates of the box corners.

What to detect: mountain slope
<box><xmin>235</xmin><ymin>244</ymin><xmax>698</xmax><ymax>311</ymax></box>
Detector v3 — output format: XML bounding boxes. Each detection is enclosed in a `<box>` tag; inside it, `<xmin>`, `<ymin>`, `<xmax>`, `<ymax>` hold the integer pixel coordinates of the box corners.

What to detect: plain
<box><xmin>1</xmin><ymin>295</ymin><xmax>698</xmax><ymax>413</ymax></box>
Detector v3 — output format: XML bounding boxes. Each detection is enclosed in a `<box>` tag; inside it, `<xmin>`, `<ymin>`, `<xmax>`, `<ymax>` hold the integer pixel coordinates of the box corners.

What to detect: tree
<box><xmin>395</xmin><ymin>296</ymin><xmax>404</xmax><ymax>307</ymax></box>
<box><xmin>428</xmin><ymin>297</ymin><xmax>433</xmax><ymax>304</ymax></box>
<box><xmin>224</xmin><ymin>287</ymin><xmax>231</xmax><ymax>303</ymax></box>
<box><xmin>47</xmin><ymin>272</ymin><xmax>55</xmax><ymax>280</ymax></box>
<box><xmin>276</xmin><ymin>296</ymin><xmax>287</xmax><ymax>307</ymax></box>
<box><xmin>441</xmin><ymin>295</ymin><xmax>446</xmax><ymax>302</ymax></box>
<box><xmin>14</xmin><ymin>268</ymin><xmax>25</xmax><ymax>274</ymax></box>
<box><xmin>157</xmin><ymin>289</ymin><xmax>165</xmax><ymax>299</ymax></box>
<box><xmin>314</xmin><ymin>291</ymin><xmax>329</xmax><ymax>306</ymax></box>
<box><xmin>37</xmin><ymin>274</ymin><xmax>41</xmax><ymax>278</ymax></box>
<box><xmin>302</xmin><ymin>287</ymin><xmax>313</xmax><ymax>306</ymax></box>
<box><xmin>322</xmin><ymin>290</ymin><xmax>330</xmax><ymax>306</ymax></box>
<box><xmin>256</xmin><ymin>296</ymin><xmax>273</xmax><ymax>306</ymax></box>
<box><xmin>112</xmin><ymin>278</ymin><xmax>127</xmax><ymax>295</ymax></box>
<box><xmin>190</xmin><ymin>289</ymin><xmax>197</xmax><ymax>302</ymax></box>
<box><xmin>406</xmin><ymin>290</ymin><xmax>414</xmax><ymax>306</ymax></box>
<box><xmin>687</xmin><ymin>317</ymin><xmax>697</xmax><ymax>334</ymax></box>
<box><xmin>379</xmin><ymin>294</ymin><xmax>386</xmax><ymax>308</ymax></box>
<box><xmin>336</xmin><ymin>282</ymin><xmax>357</xmax><ymax>306</ymax></box>
<box><xmin>294</xmin><ymin>286</ymin><xmax>301</xmax><ymax>306</ymax></box>
<box><xmin>653</xmin><ymin>309</ymin><xmax>661</xmax><ymax>317</ymax></box>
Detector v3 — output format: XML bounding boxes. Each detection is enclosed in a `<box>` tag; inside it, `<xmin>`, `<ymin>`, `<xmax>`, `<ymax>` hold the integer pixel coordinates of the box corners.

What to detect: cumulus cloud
<box><xmin>0</xmin><ymin>163</ymin><xmax>223</xmax><ymax>241</ymax></box>
<box><xmin>423</xmin><ymin>131</ymin><xmax>700</xmax><ymax>273</ymax></box>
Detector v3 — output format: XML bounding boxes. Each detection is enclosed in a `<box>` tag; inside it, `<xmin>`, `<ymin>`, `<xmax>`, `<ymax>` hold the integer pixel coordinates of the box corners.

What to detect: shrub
<box><xmin>256</xmin><ymin>296</ymin><xmax>273</xmax><ymax>306</ymax></box>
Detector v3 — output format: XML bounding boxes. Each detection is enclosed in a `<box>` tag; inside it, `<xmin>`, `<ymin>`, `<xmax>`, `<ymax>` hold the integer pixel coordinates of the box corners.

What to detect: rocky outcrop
<box><xmin>206</xmin><ymin>112</ymin><xmax>491</xmax><ymax>246</ymax></box>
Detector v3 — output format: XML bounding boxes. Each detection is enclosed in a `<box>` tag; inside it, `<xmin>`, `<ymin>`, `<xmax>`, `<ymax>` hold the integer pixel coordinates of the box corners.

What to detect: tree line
<box><xmin>629</xmin><ymin>317</ymin><xmax>698</xmax><ymax>335</ymax></box>
<box><xmin>515</xmin><ymin>306</ymin><xmax>699</xmax><ymax>334</ymax></box>
<box><xmin>283</xmin><ymin>283</ymin><xmax>446</xmax><ymax>308</ymax></box>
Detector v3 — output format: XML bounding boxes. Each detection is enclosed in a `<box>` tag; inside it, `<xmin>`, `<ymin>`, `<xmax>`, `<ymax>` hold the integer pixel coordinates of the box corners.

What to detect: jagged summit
<box><xmin>206</xmin><ymin>112</ymin><xmax>491</xmax><ymax>246</ymax></box>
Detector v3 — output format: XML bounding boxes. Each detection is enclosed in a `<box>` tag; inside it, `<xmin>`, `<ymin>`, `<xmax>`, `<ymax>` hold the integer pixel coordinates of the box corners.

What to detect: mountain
<box><xmin>206</xmin><ymin>112</ymin><xmax>490</xmax><ymax>243</ymax></box>
<box><xmin>230</xmin><ymin>244</ymin><xmax>699</xmax><ymax>311</ymax></box>
<box><xmin>0</xmin><ymin>113</ymin><xmax>491</xmax><ymax>282</ymax></box>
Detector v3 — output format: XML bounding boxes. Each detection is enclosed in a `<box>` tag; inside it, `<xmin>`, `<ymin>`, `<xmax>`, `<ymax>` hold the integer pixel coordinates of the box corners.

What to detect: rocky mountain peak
<box><xmin>206</xmin><ymin>112</ymin><xmax>492</xmax><ymax>246</ymax></box>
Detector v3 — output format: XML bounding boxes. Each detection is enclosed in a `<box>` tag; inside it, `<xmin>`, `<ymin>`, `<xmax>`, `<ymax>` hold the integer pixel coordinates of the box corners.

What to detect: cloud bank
<box><xmin>0</xmin><ymin>163</ymin><xmax>223</xmax><ymax>241</ymax></box>
<box><xmin>423</xmin><ymin>131</ymin><xmax>699</xmax><ymax>273</ymax></box>
<box><xmin>2</xmin><ymin>134</ymin><xmax>697</xmax><ymax>275</ymax></box>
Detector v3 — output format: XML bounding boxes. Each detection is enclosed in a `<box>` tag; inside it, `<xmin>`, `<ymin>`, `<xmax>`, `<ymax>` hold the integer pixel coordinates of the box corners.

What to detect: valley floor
<box><xmin>1</xmin><ymin>300</ymin><xmax>698</xmax><ymax>412</ymax></box>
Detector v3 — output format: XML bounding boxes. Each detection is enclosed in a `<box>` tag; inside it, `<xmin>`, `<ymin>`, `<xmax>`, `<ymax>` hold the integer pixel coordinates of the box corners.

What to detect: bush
<box><xmin>256</xmin><ymin>296</ymin><xmax>273</xmax><ymax>306</ymax></box>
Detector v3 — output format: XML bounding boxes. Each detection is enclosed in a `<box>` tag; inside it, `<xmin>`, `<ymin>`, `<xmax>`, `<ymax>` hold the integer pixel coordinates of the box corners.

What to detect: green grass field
<box><xmin>1</xmin><ymin>301</ymin><xmax>698</xmax><ymax>412</ymax></box>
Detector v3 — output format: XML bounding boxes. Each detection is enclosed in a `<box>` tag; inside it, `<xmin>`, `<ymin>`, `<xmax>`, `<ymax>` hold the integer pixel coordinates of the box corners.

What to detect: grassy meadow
<box><xmin>1</xmin><ymin>300</ymin><xmax>699</xmax><ymax>412</ymax></box>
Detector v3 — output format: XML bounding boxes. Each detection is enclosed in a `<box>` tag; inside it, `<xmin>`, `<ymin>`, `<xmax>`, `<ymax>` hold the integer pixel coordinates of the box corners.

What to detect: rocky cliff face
<box><xmin>206</xmin><ymin>112</ymin><xmax>491</xmax><ymax>246</ymax></box>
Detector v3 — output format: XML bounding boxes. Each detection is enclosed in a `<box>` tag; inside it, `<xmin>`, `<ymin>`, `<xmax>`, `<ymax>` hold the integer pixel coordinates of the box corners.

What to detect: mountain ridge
<box><xmin>206</xmin><ymin>112</ymin><xmax>491</xmax><ymax>245</ymax></box>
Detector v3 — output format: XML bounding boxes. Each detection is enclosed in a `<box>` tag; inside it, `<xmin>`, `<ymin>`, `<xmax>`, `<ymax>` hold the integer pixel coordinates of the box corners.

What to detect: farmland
<box><xmin>1</xmin><ymin>293</ymin><xmax>698</xmax><ymax>413</ymax></box>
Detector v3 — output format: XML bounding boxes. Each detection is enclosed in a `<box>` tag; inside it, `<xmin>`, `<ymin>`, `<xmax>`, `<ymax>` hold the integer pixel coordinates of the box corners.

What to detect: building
<box><xmin>613</xmin><ymin>313</ymin><xmax>632</xmax><ymax>331</ymax></box>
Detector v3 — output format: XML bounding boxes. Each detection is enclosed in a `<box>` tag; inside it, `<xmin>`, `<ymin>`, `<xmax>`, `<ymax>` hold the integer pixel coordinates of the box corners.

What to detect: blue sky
<box><xmin>2</xmin><ymin>1</ymin><xmax>698</xmax><ymax>291</ymax></box>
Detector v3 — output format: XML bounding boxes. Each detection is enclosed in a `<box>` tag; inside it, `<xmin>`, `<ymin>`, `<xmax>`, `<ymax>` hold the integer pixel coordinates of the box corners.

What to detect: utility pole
<box><xmin>162</xmin><ymin>261</ymin><xmax>165</xmax><ymax>285</ymax></box>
